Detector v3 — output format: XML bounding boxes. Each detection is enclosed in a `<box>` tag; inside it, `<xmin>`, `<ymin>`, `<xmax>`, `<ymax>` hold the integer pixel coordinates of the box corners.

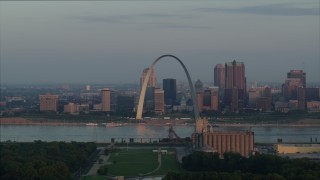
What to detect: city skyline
<box><xmin>0</xmin><ymin>1</ymin><xmax>319</xmax><ymax>84</ymax></box>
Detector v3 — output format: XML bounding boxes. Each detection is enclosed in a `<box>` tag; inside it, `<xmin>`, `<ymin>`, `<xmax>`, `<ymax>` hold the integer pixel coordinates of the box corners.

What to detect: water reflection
<box><xmin>0</xmin><ymin>125</ymin><xmax>319</xmax><ymax>143</ymax></box>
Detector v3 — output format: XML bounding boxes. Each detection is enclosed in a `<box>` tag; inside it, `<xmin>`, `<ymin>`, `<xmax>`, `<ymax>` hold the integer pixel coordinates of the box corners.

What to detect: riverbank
<box><xmin>0</xmin><ymin>117</ymin><xmax>84</xmax><ymax>126</ymax></box>
<box><xmin>1</xmin><ymin>117</ymin><xmax>319</xmax><ymax>127</ymax></box>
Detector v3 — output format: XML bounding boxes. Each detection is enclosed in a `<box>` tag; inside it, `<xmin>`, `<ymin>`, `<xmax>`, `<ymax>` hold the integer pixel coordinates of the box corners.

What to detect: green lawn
<box><xmin>153</xmin><ymin>153</ymin><xmax>184</xmax><ymax>175</ymax></box>
<box><xmin>81</xmin><ymin>175</ymin><xmax>109</xmax><ymax>180</ymax></box>
<box><xmin>108</xmin><ymin>149</ymin><xmax>158</xmax><ymax>176</ymax></box>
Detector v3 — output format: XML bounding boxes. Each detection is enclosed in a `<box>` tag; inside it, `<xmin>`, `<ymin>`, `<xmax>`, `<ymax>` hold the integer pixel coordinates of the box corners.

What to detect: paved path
<box><xmin>141</xmin><ymin>148</ymin><xmax>162</xmax><ymax>176</ymax></box>
<box><xmin>86</xmin><ymin>144</ymin><xmax>114</xmax><ymax>175</ymax></box>
<box><xmin>176</xmin><ymin>147</ymin><xmax>192</xmax><ymax>163</ymax></box>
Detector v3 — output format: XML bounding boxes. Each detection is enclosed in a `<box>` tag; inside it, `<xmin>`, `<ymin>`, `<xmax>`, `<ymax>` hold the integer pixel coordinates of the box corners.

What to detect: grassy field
<box><xmin>106</xmin><ymin>148</ymin><xmax>184</xmax><ymax>177</ymax></box>
<box><xmin>153</xmin><ymin>152</ymin><xmax>184</xmax><ymax>175</ymax></box>
<box><xmin>81</xmin><ymin>176</ymin><xmax>108</xmax><ymax>180</ymax></box>
<box><xmin>107</xmin><ymin>149</ymin><xmax>158</xmax><ymax>176</ymax></box>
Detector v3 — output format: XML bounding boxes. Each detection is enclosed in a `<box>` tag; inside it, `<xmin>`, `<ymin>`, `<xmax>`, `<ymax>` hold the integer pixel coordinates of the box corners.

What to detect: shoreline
<box><xmin>1</xmin><ymin>117</ymin><xmax>320</xmax><ymax>127</ymax></box>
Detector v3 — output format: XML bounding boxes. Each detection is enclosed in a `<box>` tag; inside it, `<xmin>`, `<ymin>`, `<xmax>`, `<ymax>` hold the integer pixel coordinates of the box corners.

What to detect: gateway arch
<box><xmin>136</xmin><ymin>55</ymin><xmax>200</xmax><ymax>122</ymax></box>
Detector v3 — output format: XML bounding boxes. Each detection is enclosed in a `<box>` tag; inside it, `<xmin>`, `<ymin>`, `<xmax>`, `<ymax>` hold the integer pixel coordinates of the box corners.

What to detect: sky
<box><xmin>0</xmin><ymin>0</ymin><xmax>319</xmax><ymax>85</ymax></box>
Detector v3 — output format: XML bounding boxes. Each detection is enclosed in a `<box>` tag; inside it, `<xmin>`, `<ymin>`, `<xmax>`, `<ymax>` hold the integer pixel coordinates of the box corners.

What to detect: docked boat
<box><xmin>86</xmin><ymin>123</ymin><xmax>98</xmax><ymax>126</ymax></box>
<box><xmin>106</xmin><ymin>122</ymin><xmax>122</xmax><ymax>127</ymax></box>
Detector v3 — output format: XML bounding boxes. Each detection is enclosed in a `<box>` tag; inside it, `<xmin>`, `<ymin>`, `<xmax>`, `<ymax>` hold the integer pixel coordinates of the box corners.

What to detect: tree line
<box><xmin>0</xmin><ymin>141</ymin><xmax>97</xmax><ymax>180</ymax></box>
<box><xmin>164</xmin><ymin>151</ymin><xmax>320</xmax><ymax>180</ymax></box>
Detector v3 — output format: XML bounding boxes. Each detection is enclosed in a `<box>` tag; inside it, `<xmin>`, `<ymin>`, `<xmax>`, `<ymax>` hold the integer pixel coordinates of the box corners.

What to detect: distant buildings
<box><xmin>297</xmin><ymin>87</ymin><xmax>306</xmax><ymax>111</ymax></box>
<box><xmin>282</xmin><ymin>78</ymin><xmax>303</xmax><ymax>101</ymax></box>
<box><xmin>154</xmin><ymin>88</ymin><xmax>165</xmax><ymax>114</ymax></box>
<box><xmin>281</xmin><ymin>70</ymin><xmax>308</xmax><ymax>111</ymax></box>
<box><xmin>214</xmin><ymin>64</ymin><xmax>225</xmax><ymax>91</ymax></box>
<box><xmin>140</xmin><ymin>68</ymin><xmax>157</xmax><ymax>88</ymax></box>
<box><xmin>195</xmin><ymin>80</ymin><xmax>204</xmax><ymax>93</ymax></box>
<box><xmin>101</xmin><ymin>88</ymin><xmax>116</xmax><ymax>112</ymax></box>
<box><xmin>64</xmin><ymin>103</ymin><xmax>77</xmax><ymax>113</ymax></box>
<box><xmin>163</xmin><ymin>78</ymin><xmax>177</xmax><ymax>106</ymax></box>
<box><xmin>144</xmin><ymin>87</ymin><xmax>155</xmax><ymax>111</ymax></box>
<box><xmin>101</xmin><ymin>88</ymin><xmax>111</xmax><ymax>111</ymax></box>
<box><xmin>116</xmin><ymin>95</ymin><xmax>134</xmax><ymax>113</ymax></box>
<box><xmin>86</xmin><ymin>85</ymin><xmax>90</xmax><ymax>91</ymax></box>
<box><xmin>223</xmin><ymin>60</ymin><xmax>246</xmax><ymax>112</ymax></box>
<box><xmin>287</xmin><ymin>70</ymin><xmax>306</xmax><ymax>87</ymax></box>
<box><xmin>197</xmin><ymin>88</ymin><xmax>219</xmax><ymax>112</ymax></box>
<box><xmin>248</xmin><ymin>86</ymin><xmax>272</xmax><ymax>111</ymax></box>
<box><xmin>39</xmin><ymin>95</ymin><xmax>59</xmax><ymax>112</ymax></box>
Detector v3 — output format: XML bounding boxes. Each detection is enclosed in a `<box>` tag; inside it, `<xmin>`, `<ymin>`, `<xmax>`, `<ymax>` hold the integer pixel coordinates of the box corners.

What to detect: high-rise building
<box><xmin>305</xmin><ymin>88</ymin><xmax>320</xmax><ymax>101</ymax></box>
<box><xmin>163</xmin><ymin>78</ymin><xmax>177</xmax><ymax>106</ymax></box>
<box><xmin>195</xmin><ymin>79</ymin><xmax>204</xmax><ymax>93</ymax></box>
<box><xmin>287</xmin><ymin>70</ymin><xmax>306</xmax><ymax>87</ymax></box>
<box><xmin>116</xmin><ymin>95</ymin><xmax>134</xmax><ymax>113</ymax></box>
<box><xmin>101</xmin><ymin>88</ymin><xmax>111</xmax><ymax>111</ymax></box>
<box><xmin>225</xmin><ymin>60</ymin><xmax>246</xmax><ymax>90</ymax></box>
<box><xmin>197</xmin><ymin>88</ymin><xmax>219</xmax><ymax>112</ymax></box>
<box><xmin>145</xmin><ymin>87</ymin><xmax>155</xmax><ymax>111</ymax></box>
<box><xmin>248</xmin><ymin>86</ymin><xmax>272</xmax><ymax>111</ymax></box>
<box><xmin>224</xmin><ymin>60</ymin><xmax>246</xmax><ymax>111</ymax></box>
<box><xmin>86</xmin><ymin>85</ymin><xmax>90</xmax><ymax>91</ymax></box>
<box><xmin>154</xmin><ymin>88</ymin><xmax>165</xmax><ymax>114</ymax></box>
<box><xmin>214</xmin><ymin>64</ymin><xmax>225</xmax><ymax>90</ymax></box>
<box><xmin>282</xmin><ymin>79</ymin><xmax>303</xmax><ymax>101</ymax></box>
<box><xmin>298</xmin><ymin>87</ymin><xmax>306</xmax><ymax>111</ymax></box>
<box><xmin>140</xmin><ymin>68</ymin><xmax>157</xmax><ymax>88</ymax></box>
<box><xmin>39</xmin><ymin>95</ymin><xmax>59</xmax><ymax>112</ymax></box>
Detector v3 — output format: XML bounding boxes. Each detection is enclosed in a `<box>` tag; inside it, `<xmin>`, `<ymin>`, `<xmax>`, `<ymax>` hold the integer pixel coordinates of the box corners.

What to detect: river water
<box><xmin>1</xmin><ymin>124</ymin><xmax>319</xmax><ymax>143</ymax></box>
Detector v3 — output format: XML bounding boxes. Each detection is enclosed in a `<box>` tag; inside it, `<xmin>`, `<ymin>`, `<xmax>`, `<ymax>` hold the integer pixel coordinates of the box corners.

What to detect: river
<box><xmin>1</xmin><ymin>124</ymin><xmax>319</xmax><ymax>143</ymax></box>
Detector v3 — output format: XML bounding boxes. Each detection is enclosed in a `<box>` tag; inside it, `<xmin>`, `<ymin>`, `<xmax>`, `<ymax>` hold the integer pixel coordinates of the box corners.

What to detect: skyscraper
<box><xmin>101</xmin><ymin>88</ymin><xmax>111</xmax><ymax>111</ymax></box>
<box><xmin>154</xmin><ymin>88</ymin><xmax>165</xmax><ymax>114</ymax></box>
<box><xmin>287</xmin><ymin>70</ymin><xmax>306</xmax><ymax>87</ymax></box>
<box><xmin>163</xmin><ymin>78</ymin><xmax>177</xmax><ymax>106</ymax></box>
<box><xmin>282</xmin><ymin>78</ymin><xmax>303</xmax><ymax>101</ymax></box>
<box><xmin>224</xmin><ymin>60</ymin><xmax>246</xmax><ymax>111</ymax></box>
<box><xmin>225</xmin><ymin>60</ymin><xmax>246</xmax><ymax>90</ymax></box>
<box><xmin>214</xmin><ymin>64</ymin><xmax>225</xmax><ymax>90</ymax></box>
<box><xmin>140</xmin><ymin>68</ymin><xmax>157</xmax><ymax>88</ymax></box>
<box><xmin>145</xmin><ymin>86</ymin><xmax>155</xmax><ymax>111</ymax></box>
<box><xmin>195</xmin><ymin>79</ymin><xmax>204</xmax><ymax>93</ymax></box>
<box><xmin>298</xmin><ymin>87</ymin><xmax>306</xmax><ymax>111</ymax></box>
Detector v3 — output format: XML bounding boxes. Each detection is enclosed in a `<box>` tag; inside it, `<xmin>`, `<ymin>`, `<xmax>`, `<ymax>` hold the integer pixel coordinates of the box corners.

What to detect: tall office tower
<box><xmin>101</xmin><ymin>88</ymin><xmax>111</xmax><ymax>111</ymax></box>
<box><xmin>86</xmin><ymin>85</ymin><xmax>90</xmax><ymax>91</ymax></box>
<box><xmin>140</xmin><ymin>68</ymin><xmax>157</xmax><ymax>88</ymax></box>
<box><xmin>225</xmin><ymin>60</ymin><xmax>246</xmax><ymax>90</ymax></box>
<box><xmin>154</xmin><ymin>88</ymin><xmax>165</xmax><ymax>114</ymax></box>
<box><xmin>306</xmin><ymin>88</ymin><xmax>320</xmax><ymax>101</ymax></box>
<box><xmin>224</xmin><ymin>60</ymin><xmax>246</xmax><ymax>111</ymax></box>
<box><xmin>163</xmin><ymin>78</ymin><xmax>177</xmax><ymax>106</ymax></box>
<box><xmin>144</xmin><ymin>86</ymin><xmax>155</xmax><ymax>111</ymax></box>
<box><xmin>116</xmin><ymin>95</ymin><xmax>134</xmax><ymax>113</ymax></box>
<box><xmin>298</xmin><ymin>87</ymin><xmax>306</xmax><ymax>111</ymax></box>
<box><xmin>195</xmin><ymin>79</ymin><xmax>204</xmax><ymax>93</ymax></box>
<box><xmin>287</xmin><ymin>70</ymin><xmax>306</xmax><ymax>87</ymax></box>
<box><xmin>282</xmin><ymin>79</ymin><xmax>303</xmax><ymax>101</ymax></box>
<box><xmin>39</xmin><ymin>95</ymin><xmax>59</xmax><ymax>112</ymax></box>
<box><xmin>214</xmin><ymin>64</ymin><xmax>225</xmax><ymax>90</ymax></box>
<box><xmin>264</xmin><ymin>87</ymin><xmax>272</xmax><ymax>110</ymax></box>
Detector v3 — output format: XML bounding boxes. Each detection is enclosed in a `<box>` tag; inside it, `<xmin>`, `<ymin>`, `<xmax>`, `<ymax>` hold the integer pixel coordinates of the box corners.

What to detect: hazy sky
<box><xmin>1</xmin><ymin>0</ymin><xmax>319</xmax><ymax>85</ymax></box>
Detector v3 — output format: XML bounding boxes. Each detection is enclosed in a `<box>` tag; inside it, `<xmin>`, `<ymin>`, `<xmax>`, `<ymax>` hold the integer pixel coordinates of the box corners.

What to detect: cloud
<box><xmin>73</xmin><ymin>15</ymin><xmax>133</xmax><ymax>24</ymax></box>
<box><xmin>197</xmin><ymin>3</ymin><xmax>319</xmax><ymax>16</ymax></box>
<box><xmin>72</xmin><ymin>13</ymin><xmax>207</xmax><ymax>29</ymax></box>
